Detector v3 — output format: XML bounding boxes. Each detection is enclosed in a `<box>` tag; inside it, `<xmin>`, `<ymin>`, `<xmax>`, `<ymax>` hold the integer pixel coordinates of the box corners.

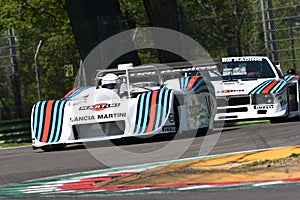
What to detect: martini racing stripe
<box><xmin>32</xmin><ymin>100</ymin><xmax>68</xmax><ymax>143</ymax></box>
<box><xmin>63</xmin><ymin>87</ymin><xmax>78</xmax><ymax>99</ymax></box>
<box><xmin>41</xmin><ymin>100</ymin><xmax>55</xmax><ymax>142</ymax></box>
<box><xmin>261</xmin><ymin>80</ymin><xmax>279</xmax><ymax>94</ymax></box>
<box><xmin>249</xmin><ymin>79</ymin><xmax>287</xmax><ymax>94</ymax></box>
<box><xmin>186</xmin><ymin>76</ymin><xmax>201</xmax><ymax>90</ymax></box>
<box><xmin>134</xmin><ymin>89</ymin><xmax>172</xmax><ymax>134</ymax></box>
<box><xmin>140</xmin><ymin>92</ymin><xmax>151</xmax><ymax>134</ymax></box>
<box><xmin>63</xmin><ymin>86</ymin><xmax>92</xmax><ymax>99</ymax></box>
<box><xmin>154</xmin><ymin>88</ymin><xmax>164</xmax><ymax>130</ymax></box>
<box><xmin>146</xmin><ymin>90</ymin><xmax>159</xmax><ymax>133</ymax></box>
<box><xmin>180</xmin><ymin>76</ymin><xmax>209</xmax><ymax>93</ymax></box>
<box><xmin>249</xmin><ymin>80</ymin><xmax>273</xmax><ymax>94</ymax></box>
<box><xmin>269</xmin><ymin>80</ymin><xmax>286</xmax><ymax>94</ymax></box>
<box><xmin>161</xmin><ymin>88</ymin><xmax>171</xmax><ymax>129</ymax></box>
<box><xmin>284</xmin><ymin>75</ymin><xmax>299</xmax><ymax>82</ymax></box>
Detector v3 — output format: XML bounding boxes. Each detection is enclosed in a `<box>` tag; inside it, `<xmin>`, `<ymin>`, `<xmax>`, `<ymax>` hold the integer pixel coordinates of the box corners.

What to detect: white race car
<box><xmin>211</xmin><ymin>56</ymin><xmax>300</xmax><ymax>122</ymax></box>
<box><xmin>31</xmin><ymin>64</ymin><xmax>216</xmax><ymax>150</ymax></box>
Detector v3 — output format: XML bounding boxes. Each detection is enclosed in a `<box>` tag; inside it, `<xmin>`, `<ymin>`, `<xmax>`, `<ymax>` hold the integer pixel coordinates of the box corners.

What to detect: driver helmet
<box><xmin>101</xmin><ymin>73</ymin><xmax>121</xmax><ymax>89</ymax></box>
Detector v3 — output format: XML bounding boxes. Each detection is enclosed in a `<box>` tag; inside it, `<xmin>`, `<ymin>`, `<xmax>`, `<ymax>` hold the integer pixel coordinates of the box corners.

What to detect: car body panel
<box><xmin>31</xmin><ymin>65</ymin><xmax>216</xmax><ymax>149</ymax></box>
<box><xmin>212</xmin><ymin>56</ymin><xmax>300</xmax><ymax>121</ymax></box>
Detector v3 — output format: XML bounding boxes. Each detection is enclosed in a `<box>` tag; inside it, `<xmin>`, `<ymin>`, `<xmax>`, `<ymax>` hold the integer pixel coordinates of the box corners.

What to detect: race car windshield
<box><xmin>102</xmin><ymin>83</ymin><xmax>118</xmax><ymax>89</ymax></box>
<box><xmin>221</xmin><ymin>59</ymin><xmax>276</xmax><ymax>80</ymax></box>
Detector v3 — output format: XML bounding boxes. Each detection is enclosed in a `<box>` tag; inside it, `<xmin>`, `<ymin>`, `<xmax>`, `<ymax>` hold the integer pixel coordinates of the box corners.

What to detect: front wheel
<box><xmin>269</xmin><ymin>116</ymin><xmax>288</xmax><ymax>124</ymax></box>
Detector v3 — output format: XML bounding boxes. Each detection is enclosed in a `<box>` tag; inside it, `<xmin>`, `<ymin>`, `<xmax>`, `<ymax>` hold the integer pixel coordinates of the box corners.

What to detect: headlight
<box><xmin>252</xmin><ymin>94</ymin><xmax>274</xmax><ymax>104</ymax></box>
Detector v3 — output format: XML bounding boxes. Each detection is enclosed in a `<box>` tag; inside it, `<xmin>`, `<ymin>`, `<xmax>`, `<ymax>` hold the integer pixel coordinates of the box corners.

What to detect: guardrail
<box><xmin>0</xmin><ymin>118</ymin><xmax>31</xmax><ymax>144</ymax></box>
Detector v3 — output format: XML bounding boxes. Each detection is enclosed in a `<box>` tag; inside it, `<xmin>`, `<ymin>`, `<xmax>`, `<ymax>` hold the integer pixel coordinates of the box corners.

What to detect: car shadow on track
<box><xmin>35</xmin><ymin>127</ymin><xmax>241</xmax><ymax>152</ymax></box>
<box><xmin>75</xmin><ymin>128</ymin><xmax>239</xmax><ymax>150</ymax></box>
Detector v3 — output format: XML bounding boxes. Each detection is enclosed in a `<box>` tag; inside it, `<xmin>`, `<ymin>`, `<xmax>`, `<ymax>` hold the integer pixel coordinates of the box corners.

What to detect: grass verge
<box><xmin>0</xmin><ymin>143</ymin><xmax>31</xmax><ymax>148</ymax></box>
<box><xmin>236</xmin><ymin>153</ymin><xmax>300</xmax><ymax>169</ymax></box>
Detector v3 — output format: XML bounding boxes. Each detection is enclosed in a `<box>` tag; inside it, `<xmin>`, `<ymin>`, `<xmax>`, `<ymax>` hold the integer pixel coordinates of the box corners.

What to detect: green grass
<box><xmin>242</xmin><ymin>160</ymin><xmax>273</xmax><ymax>169</ymax></box>
<box><xmin>289</xmin><ymin>153</ymin><xmax>300</xmax><ymax>158</ymax></box>
<box><xmin>0</xmin><ymin>143</ymin><xmax>31</xmax><ymax>148</ymax></box>
<box><xmin>224</xmin><ymin>120</ymin><xmax>270</xmax><ymax>127</ymax></box>
<box><xmin>236</xmin><ymin>153</ymin><xmax>300</xmax><ymax>169</ymax></box>
<box><xmin>238</xmin><ymin>160</ymin><xmax>272</xmax><ymax>169</ymax></box>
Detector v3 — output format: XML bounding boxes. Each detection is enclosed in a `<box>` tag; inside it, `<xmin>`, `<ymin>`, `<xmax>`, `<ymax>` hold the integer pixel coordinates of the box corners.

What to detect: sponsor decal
<box><xmin>70</xmin><ymin>113</ymin><xmax>126</xmax><ymax>122</ymax></box>
<box><xmin>128</xmin><ymin>66</ymin><xmax>218</xmax><ymax>78</ymax></box>
<box><xmin>186</xmin><ymin>95</ymin><xmax>208</xmax><ymax>130</ymax></box>
<box><xmin>217</xmin><ymin>89</ymin><xmax>245</xmax><ymax>93</ymax></box>
<box><xmin>222</xmin><ymin>57</ymin><xmax>263</xmax><ymax>62</ymax></box>
<box><xmin>168</xmin><ymin>113</ymin><xmax>174</xmax><ymax>123</ymax></box>
<box><xmin>97</xmin><ymin>113</ymin><xmax>126</xmax><ymax>119</ymax></box>
<box><xmin>79</xmin><ymin>103</ymin><xmax>120</xmax><ymax>111</ymax></box>
<box><xmin>254</xmin><ymin>105</ymin><xmax>274</xmax><ymax>110</ymax></box>
<box><xmin>70</xmin><ymin>115</ymin><xmax>95</xmax><ymax>122</ymax></box>
<box><xmin>162</xmin><ymin>125</ymin><xmax>176</xmax><ymax>132</ymax></box>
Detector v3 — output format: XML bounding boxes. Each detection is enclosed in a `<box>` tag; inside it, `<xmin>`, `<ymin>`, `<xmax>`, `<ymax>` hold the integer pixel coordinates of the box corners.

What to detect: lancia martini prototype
<box><xmin>212</xmin><ymin>56</ymin><xmax>300</xmax><ymax>122</ymax></box>
<box><xmin>31</xmin><ymin>63</ymin><xmax>217</xmax><ymax>150</ymax></box>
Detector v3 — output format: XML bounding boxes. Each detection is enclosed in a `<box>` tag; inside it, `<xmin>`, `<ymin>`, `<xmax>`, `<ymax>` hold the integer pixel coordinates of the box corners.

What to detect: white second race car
<box><xmin>31</xmin><ymin>64</ymin><xmax>217</xmax><ymax>150</ymax></box>
<box><xmin>211</xmin><ymin>56</ymin><xmax>300</xmax><ymax>122</ymax></box>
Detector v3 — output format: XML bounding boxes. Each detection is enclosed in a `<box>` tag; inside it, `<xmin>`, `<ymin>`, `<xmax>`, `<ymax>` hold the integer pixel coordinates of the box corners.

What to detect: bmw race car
<box><xmin>211</xmin><ymin>56</ymin><xmax>300</xmax><ymax>122</ymax></box>
<box><xmin>31</xmin><ymin>63</ymin><xmax>216</xmax><ymax>150</ymax></box>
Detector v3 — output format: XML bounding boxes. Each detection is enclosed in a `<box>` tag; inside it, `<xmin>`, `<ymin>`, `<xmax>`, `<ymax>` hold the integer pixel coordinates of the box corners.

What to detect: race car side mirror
<box><xmin>286</xmin><ymin>68</ymin><xmax>296</xmax><ymax>75</ymax></box>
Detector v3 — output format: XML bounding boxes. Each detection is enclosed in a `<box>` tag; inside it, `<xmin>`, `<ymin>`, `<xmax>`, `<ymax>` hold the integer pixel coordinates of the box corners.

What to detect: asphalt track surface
<box><xmin>1</xmin><ymin>120</ymin><xmax>300</xmax><ymax>199</ymax></box>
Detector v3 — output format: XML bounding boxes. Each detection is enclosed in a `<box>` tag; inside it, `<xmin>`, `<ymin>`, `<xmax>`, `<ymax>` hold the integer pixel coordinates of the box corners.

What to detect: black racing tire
<box><xmin>269</xmin><ymin>116</ymin><xmax>288</xmax><ymax>124</ymax></box>
<box><xmin>196</xmin><ymin>127</ymin><xmax>209</xmax><ymax>136</ymax></box>
<box><xmin>40</xmin><ymin>144</ymin><xmax>66</xmax><ymax>152</ymax></box>
<box><xmin>173</xmin><ymin>95</ymin><xmax>181</xmax><ymax>134</ymax></box>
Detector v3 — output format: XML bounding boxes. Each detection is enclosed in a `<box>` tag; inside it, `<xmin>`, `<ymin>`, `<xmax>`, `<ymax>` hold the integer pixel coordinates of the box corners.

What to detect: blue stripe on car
<box><xmin>65</xmin><ymin>86</ymin><xmax>92</xmax><ymax>99</ymax></box>
<box><xmin>33</xmin><ymin>103</ymin><xmax>40</xmax><ymax>139</ymax></box>
<box><xmin>135</xmin><ymin>93</ymin><xmax>146</xmax><ymax>134</ymax></box>
<box><xmin>37</xmin><ymin>101</ymin><xmax>46</xmax><ymax>141</ymax></box>
<box><xmin>140</xmin><ymin>92</ymin><xmax>151</xmax><ymax>134</ymax></box>
<box><xmin>180</xmin><ymin>77</ymin><xmax>184</xmax><ymax>89</ymax></box>
<box><xmin>251</xmin><ymin>80</ymin><xmax>273</xmax><ymax>94</ymax></box>
<box><xmin>54</xmin><ymin>100</ymin><xmax>67</xmax><ymax>142</ymax></box>
<box><xmin>161</xmin><ymin>89</ymin><xmax>170</xmax><ymax>124</ymax></box>
<box><xmin>184</xmin><ymin>77</ymin><xmax>190</xmax><ymax>89</ymax></box>
<box><xmin>269</xmin><ymin>80</ymin><xmax>286</xmax><ymax>94</ymax></box>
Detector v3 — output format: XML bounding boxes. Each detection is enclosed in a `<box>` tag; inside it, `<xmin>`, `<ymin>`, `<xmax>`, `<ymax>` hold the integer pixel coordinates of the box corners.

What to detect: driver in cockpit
<box><xmin>100</xmin><ymin>73</ymin><xmax>121</xmax><ymax>93</ymax></box>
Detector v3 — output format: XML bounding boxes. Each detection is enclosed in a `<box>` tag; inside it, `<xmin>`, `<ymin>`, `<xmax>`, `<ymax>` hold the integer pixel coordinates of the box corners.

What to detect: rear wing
<box><xmin>154</xmin><ymin>59</ymin><xmax>220</xmax><ymax>74</ymax></box>
<box><xmin>91</xmin><ymin>59</ymin><xmax>221</xmax><ymax>85</ymax></box>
